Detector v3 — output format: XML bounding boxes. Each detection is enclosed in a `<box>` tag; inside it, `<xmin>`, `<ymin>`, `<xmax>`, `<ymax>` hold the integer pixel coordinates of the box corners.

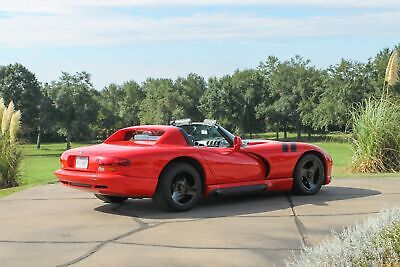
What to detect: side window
<box><xmin>181</xmin><ymin>125</ymin><xmax>230</xmax><ymax>148</ymax></box>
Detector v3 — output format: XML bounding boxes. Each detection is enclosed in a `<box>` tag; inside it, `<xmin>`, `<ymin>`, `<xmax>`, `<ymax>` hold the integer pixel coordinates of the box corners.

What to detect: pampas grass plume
<box><xmin>0</xmin><ymin>98</ymin><xmax>5</xmax><ymax>129</ymax></box>
<box><xmin>385</xmin><ymin>50</ymin><xmax>399</xmax><ymax>86</ymax></box>
<box><xmin>9</xmin><ymin>110</ymin><xmax>21</xmax><ymax>142</ymax></box>
<box><xmin>1</xmin><ymin>102</ymin><xmax>14</xmax><ymax>134</ymax></box>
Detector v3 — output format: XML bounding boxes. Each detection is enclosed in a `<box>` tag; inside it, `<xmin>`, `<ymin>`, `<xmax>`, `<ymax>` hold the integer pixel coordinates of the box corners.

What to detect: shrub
<box><xmin>0</xmin><ymin>98</ymin><xmax>22</xmax><ymax>188</ymax></box>
<box><xmin>350</xmin><ymin>96</ymin><xmax>400</xmax><ymax>172</ymax></box>
<box><xmin>288</xmin><ymin>206</ymin><xmax>400</xmax><ymax>267</ymax></box>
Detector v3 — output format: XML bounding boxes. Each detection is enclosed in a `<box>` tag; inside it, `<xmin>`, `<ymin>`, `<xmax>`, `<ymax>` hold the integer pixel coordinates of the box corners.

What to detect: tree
<box><xmin>230</xmin><ymin>69</ymin><xmax>264</xmax><ymax>134</ymax></box>
<box><xmin>200</xmin><ymin>69</ymin><xmax>263</xmax><ymax>135</ymax></box>
<box><xmin>139</xmin><ymin>78</ymin><xmax>184</xmax><ymax>124</ymax></box>
<box><xmin>0</xmin><ymin>63</ymin><xmax>41</xmax><ymax>141</ymax></box>
<box><xmin>120</xmin><ymin>80</ymin><xmax>144</xmax><ymax>126</ymax></box>
<box><xmin>264</xmin><ymin>56</ymin><xmax>320</xmax><ymax>139</ymax></box>
<box><xmin>97</xmin><ymin>83</ymin><xmax>125</xmax><ymax>139</ymax></box>
<box><xmin>48</xmin><ymin>72</ymin><xmax>98</xmax><ymax>149</ymax></box>
<box><xmin>256</xmin><ymin>56</ymin><xmax>281</xmax><ymax>138</ymax></box>
<box><xmin>0</xmin><ymin>66</ymin><xmax>5</xmax><ymax>80</ymax></box>
<box><xmin>36</xmin><ymin>84</ymin><xmax>58</xmax><ymax>149</ymax></box>
<box><xmin>175</xmin><ymin>73</ymin><xmax>206</xmax><ymax>122</ymax></box>
<box><xmin>314</xmin><ymin>59</ymin><xmax>376</xmax><ymax>131</ymax></box>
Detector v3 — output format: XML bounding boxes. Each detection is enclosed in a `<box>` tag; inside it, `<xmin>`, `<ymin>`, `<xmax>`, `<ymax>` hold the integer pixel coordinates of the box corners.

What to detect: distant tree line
<box><xmin>0</xmin><ymin>45</ymin><xmax>399</xmax><ymax>148</ymax></box>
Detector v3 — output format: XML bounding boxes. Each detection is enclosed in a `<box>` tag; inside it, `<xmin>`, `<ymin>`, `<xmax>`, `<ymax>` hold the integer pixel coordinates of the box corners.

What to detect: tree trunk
<box><xmin>36</xmin><ymin>127</ymin><xmax>41</xmax><ymax>149</ymax></box>
<box><xmin>275</xmin><ymin>131</ymin><xmax>279</xmax><ymax>140</ymax></box>
<box><xmin>296</xmin><ymin>120</ymin><xmax>302</xmax><ymax>141</ymax></box>
<box><xmin>284</xmin><ymin>129</ymin><xmax>287</xmax><ymax>140</ymax></box>
<box><xmin>308</xmin><ymin>131</ymin><xmax>311</xmax><ymax>140</ymax></box>
<box><xmin>66</xmin><ymin>129</ymin><xmax>71</xmax><ymax>150</ymax></box>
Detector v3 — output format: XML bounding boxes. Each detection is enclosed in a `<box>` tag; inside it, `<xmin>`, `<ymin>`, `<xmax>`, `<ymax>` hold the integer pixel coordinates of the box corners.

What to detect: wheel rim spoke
<box><xmin>302</xmin><ymin>177</ymin><xmax>311</xmax><ymax>189</ymax></box>
<box><xmin>172</xmin><ymin>191</ymin><xmax>183</xmax><ymax>203</ymax></box>
<box><xmin>171</xmin><ymin>173</ymin><xmax>198</xmax><ymax>205</ymax></box>
<box><xmin>298</xmin><ymin>157</ymin><xmax>324</xmax><ymax>192</ymax></box>
<box><xmin>186</xmin><ymin>186</ymin><xmax>197</xmax><ymax>196</ymax></box>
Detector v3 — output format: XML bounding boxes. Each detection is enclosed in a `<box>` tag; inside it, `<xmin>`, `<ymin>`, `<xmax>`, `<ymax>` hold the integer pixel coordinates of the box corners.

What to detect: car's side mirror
<box><xmin>233</xmin><ymin>136</ymin><xmax>243</xmax><ymax>151</ymax></box>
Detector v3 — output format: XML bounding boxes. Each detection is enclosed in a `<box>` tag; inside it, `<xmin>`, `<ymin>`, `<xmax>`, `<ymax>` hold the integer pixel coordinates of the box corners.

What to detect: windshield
<box><xmin>218</xmin><ymin>125</ymin><xmax>235</xmax><ymax>143</ymax></box>
<box><xmin>180</xmin><ymin>124</ymin><xmax>234</xmax><ymax>147</ymax></box>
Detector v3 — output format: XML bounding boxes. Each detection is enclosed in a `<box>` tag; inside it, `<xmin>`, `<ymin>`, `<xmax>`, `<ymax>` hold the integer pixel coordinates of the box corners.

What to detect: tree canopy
<box><xmin>0</xmin><ymin>44</ymin><xmax>399</xmax><ymax>146</ymax></box>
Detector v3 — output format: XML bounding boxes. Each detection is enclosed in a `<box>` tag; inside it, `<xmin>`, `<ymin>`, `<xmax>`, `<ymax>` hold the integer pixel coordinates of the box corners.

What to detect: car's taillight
<box><xmin>97</xmin><ymin>156</ymin><xmax>130</xmax><ymax>172</ymax></box>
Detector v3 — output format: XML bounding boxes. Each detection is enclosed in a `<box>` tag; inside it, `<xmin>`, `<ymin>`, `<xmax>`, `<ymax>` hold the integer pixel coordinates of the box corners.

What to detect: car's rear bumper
<box><xmin>54</xmin><ymin>169</ymin><xmax>157</xmax><ymax>197</ymax></box>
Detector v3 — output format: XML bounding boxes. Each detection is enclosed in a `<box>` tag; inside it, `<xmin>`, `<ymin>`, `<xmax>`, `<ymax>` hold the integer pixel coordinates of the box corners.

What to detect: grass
<box><xmin>0</xmin><ymin>135</ymin><xmax>398</xmax><ymax>198</ymax></box>
<box><xmin>351</xmin><ymin>97</ymin><xmax>400</xmax><ymax>173</ymax></box>
<box><xmin>244</xmin><ymin>131</ymin><xmax>350</xmax><ymax>143</ymax></box>
<box><xmin>0</xmin><ymin>142</ymin><xmax>90</xmax><ymax>198</ymax></box>
<box><xmin>316</xmin><ymin>142</ymin><xmax>399</xmax><ymax>178</ymax></box>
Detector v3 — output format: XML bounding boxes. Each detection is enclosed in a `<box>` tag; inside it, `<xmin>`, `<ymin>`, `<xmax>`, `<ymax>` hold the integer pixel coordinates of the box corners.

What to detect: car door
<box><xmin>181</xmin><ymin>123</ymin><xmax>265</xmax><ymax>184</ymax></box>
<box><xmin>198</xmin><ymin>146</ymin><xmax>266</xmax><ymax>184</ymax></box>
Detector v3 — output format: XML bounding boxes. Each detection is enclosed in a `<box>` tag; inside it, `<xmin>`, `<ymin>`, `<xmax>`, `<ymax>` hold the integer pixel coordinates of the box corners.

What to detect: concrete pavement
<box><xmin>0</xmin><ymin>178</ymin><xmax>399</xmax><ymax>267</ymax></box>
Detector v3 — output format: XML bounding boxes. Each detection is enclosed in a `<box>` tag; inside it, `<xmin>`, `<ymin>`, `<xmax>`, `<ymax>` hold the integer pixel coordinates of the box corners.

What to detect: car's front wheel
<box><xmin>153</xmin><ymin>162</ymin><xmax>202</xmax><ymax>212</ymax></box>
<box><xmin>292</xmin><ymin>154</ymin><xmax>325</xmax><ymax>195</ymax></box>
<box><xmin>94</xmin><ymin>194</ymin><xmax>128</xmax><ymax>203</ymax></box>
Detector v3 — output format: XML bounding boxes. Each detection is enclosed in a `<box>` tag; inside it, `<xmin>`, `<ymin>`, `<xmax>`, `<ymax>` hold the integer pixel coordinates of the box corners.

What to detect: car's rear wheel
<box><xmin>292</xmin><ymin>154</ymin><xmax>325</xmax><ymax>195</ymax></box>
<box><xmin>153</xmin><ymin>162</ymin><xmax>202</xmax><ymax>212</ymax></box>
<box><xmin>94</xmin><ymin>194</ymin><xmax>128</xmax><ymax>203</ymax></box>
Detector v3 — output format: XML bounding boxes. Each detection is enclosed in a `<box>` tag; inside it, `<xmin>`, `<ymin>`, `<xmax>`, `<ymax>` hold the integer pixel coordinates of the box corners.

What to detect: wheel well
<box><xmin>293</xmin><ymin>151</ymin><xmax>327</xmax><ymax>179</ymax></box>
<box><xmin>158</xmin><ymin>157</ymin><xmax>206</xmax><ymax>194</ymax></box>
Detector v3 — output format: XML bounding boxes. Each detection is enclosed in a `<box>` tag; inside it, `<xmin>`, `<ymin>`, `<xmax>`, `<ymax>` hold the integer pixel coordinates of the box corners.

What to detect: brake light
<box><xmin>66</xmin><ymin>156</ymin><xmax>76</xmax><ymax>168</ymax></box>
<box><xmin>97</xmin><ymin>157</ymin><xmax>130</xmax><ymax>166</ymax></box>
<box><xmin>97</xmin><ymin>156</ymin><xmax>130</xmax><ymax>172</ymax></box>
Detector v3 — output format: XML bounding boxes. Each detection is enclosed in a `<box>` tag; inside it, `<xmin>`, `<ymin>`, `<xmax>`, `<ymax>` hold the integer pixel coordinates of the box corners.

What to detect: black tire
<box><xmin>292</xmin><ymin>154</ymin><xmax>325</xmax><ymax>195</ymax></box>
<box><xmin>153</xmin><ymin>162</ymin><xmax>202</xmax><ymax>212</ymax></box>
<box><xmin>94</xmin><ymin>194</ymin><xmax>128</xmax><ymax>203</ymax></box>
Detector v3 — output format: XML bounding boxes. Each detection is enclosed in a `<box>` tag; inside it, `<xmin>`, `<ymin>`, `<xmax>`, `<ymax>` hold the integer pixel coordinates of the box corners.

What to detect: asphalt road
<box><xmin>0</xmin><ymin>178</ymin><xmax>399</xmax><ymax>267</ymax></box>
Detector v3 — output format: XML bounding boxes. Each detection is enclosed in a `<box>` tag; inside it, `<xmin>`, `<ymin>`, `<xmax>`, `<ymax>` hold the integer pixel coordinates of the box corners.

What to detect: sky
<box><xmin>0</xmin><ymin>0</ymin><xmax>399</xmax><ymax>89</ymax></box>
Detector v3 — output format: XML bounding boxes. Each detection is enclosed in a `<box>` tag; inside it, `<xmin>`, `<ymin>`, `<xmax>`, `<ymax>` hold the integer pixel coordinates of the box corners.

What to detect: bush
<box><xmin>0</xmin><ymin>98</ymin><xmax>22</xmax><ymax>188</ymax></box>
<box><xmin>350</xmin><ymin>96</ymin><xmax>400</xmax><ymax>173</ymax></box>
<box><xmin>288</xmin><ymin>206</ymin><xmax>400</xmax><ymax>267</ymax></box>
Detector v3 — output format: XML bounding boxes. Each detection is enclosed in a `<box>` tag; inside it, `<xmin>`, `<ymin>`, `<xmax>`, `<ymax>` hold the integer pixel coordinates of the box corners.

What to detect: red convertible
<box><xmin>54</xmin><ymin>119</ymin><xmax>332</xmax><ymax>211</ymax></box>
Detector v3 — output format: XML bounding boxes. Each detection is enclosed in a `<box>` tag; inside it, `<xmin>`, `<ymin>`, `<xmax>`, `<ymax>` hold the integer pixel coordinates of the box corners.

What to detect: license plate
<box><xmin>75</xmin><ymin>156</ymin><xmax>89</xmax><ymax>169</ymax></box>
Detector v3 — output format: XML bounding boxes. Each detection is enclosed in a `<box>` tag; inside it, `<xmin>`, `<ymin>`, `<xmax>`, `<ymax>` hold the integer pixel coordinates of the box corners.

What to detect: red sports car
<box><xmin>54</xmin><ymin>119</ymin><xmax>332</xmax><ymax>211</ymax></box>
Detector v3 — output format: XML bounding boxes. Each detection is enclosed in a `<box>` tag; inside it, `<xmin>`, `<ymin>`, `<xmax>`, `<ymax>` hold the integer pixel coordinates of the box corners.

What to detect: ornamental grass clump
<box><xmin>288</xmin><ymin>206</ymin><xmax>400</xmax><ymax>267</ymax></box>
<box><xmin>351</xmin><ymin>49</ymin><xmax>400</xmax><ymax>173</ymax></box>
<box><xmin>0</xmin><ymin>98</ymin><xmax>22</xmax><ymax>188</ymax></box>
<box><xmin>351</xmin><ymin>97</ymin><xmax>400</xmax><ymax>172</ymax></box>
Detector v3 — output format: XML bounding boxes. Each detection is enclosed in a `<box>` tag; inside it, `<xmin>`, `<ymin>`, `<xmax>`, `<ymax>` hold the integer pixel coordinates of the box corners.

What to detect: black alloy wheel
<box><xmin>293</xmin><ymin>154</ymin><xmax>325</xmax><ymax>195</ymax></box>
<box><xmin>153</xmin><ymin>162</ymin><xmax>202</xmax><ymax>212</ymax></box>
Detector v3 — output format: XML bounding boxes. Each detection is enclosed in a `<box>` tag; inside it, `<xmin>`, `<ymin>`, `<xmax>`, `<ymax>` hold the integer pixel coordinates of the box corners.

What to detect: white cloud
<box><xmin>1</xmin><ymin>0</ymin><xmax>400</xmax><ymax>14</ymax></box>
<box><xmin>0</xmin><ymin>1</ymin><xmax>399</xmax><ymax>47</ymax></box>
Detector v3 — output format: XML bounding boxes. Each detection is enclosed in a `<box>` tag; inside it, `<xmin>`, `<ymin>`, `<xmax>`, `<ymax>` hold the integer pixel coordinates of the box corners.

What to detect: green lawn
<box><xmin>0</xmin><ymin>138</ymin><xmax>398</xmax><ymax>198</ymax></box>
<box><xmin>0</xmin><ymin>142</ymin><xmax>90</xmax><ymax>197</ymax></box>
<box><xmin>315</xmin><ymin>142</ymin><xmax>399</xmax><ymax>178</ymax></box>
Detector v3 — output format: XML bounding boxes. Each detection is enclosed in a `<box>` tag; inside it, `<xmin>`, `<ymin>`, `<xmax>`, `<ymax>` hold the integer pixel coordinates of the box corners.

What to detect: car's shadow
<box><xmin>94</xmin><ymin>186</ymin><xmax>381</xmax><ymax>220</ymax></box>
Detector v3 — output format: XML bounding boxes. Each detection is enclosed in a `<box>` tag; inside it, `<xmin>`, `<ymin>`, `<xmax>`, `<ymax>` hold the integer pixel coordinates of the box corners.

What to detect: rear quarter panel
<box><xmin>119</xmin><ymin>145</ymin><xmax>217</xmax><ymax>186</ymax></box>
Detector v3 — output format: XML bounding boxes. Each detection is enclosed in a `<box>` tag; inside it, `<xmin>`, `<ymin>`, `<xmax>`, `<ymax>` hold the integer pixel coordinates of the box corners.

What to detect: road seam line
<box><xmin>56</xmin><ymin>205</ymin><xmax>164</xmax><ymax>267</ymax></box>
<box><xmin>285</xmin><ymin>194</ymin><xmax>310</xmax><ymax>247</ymax></box>
<box><xmin>112</xmin><ymin>241</ymin><xmax>301</xmax><ymax>251</ymax></box>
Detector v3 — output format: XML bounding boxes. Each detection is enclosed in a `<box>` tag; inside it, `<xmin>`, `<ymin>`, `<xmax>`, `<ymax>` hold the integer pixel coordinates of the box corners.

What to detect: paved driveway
<box><xmin>0</xmin><ymin>178</ymin><xmax>399</xmax><ymax>267</ymax></box>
